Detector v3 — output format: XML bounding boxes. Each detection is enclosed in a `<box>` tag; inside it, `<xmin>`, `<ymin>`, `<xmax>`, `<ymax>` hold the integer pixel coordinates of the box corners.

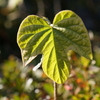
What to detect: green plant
<box><xmin>17</xmin><ymin>10</ymin><xmax>92</xmax><ymax>99</ymax></box>
<box><xmin>0</xmin><ymin>55</ymin><xmax>54</xmax><ymax>100</ymax></box>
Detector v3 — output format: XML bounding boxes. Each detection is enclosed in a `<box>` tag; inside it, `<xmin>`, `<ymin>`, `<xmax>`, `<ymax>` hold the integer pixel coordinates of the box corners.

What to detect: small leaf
<box><xmin>81</xmin><ymin>57</ymin><xmax>90</xmax><ymax>68</ymax></box>
<box><xmin>17</xmin><ymin>10</ymin><xmax>92</xmax><ymax>84</ymax></box>
<box><xmin>43</xmin><ymin>83</ymin><xmax>54</xmax><ymax>95</ymax></box>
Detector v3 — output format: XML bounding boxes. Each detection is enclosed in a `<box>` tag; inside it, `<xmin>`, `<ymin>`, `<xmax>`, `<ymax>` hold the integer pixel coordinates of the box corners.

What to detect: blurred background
<box><xmin>0</xmin><ymin>0</ymin><xmax>100</xmax><ymax>100</ymax></box>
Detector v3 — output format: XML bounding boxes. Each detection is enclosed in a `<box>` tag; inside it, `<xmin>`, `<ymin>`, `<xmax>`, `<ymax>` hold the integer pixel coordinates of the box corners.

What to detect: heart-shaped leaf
<box><xmin>17</xmin><ymin>10</ymin><xmax>92</xmax><ymax>84</ymax></box>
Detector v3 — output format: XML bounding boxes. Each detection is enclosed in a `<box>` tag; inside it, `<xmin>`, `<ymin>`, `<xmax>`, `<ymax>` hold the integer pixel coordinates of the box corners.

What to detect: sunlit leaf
<box><xmin>81</xmin><ymin>57</ymin><xmax>90</xmax><ymax>68</ymax></box>
<box><xmin>17</xmin><ymin>10</ymin><xmax>92</xmax><ymax>84</ymax></box>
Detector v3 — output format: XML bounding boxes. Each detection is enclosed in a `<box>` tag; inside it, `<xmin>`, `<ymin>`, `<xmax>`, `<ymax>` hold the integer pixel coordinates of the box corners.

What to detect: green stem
<box><xmin>54</xmin><ymin>81</ymin><xmax>57</xmax><ymax>100</ymax></box>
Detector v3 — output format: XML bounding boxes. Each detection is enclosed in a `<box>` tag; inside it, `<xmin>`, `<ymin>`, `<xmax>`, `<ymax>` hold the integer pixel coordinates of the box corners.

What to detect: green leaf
<box><xmin>17</xmin><ymin>10</ymin><xmax>92</xmax><ymax>84</ymax></box>
<box><xmin>43</xmin><ymin>83</ymin><xmax>54</xmax><ymax>96</ymax></box>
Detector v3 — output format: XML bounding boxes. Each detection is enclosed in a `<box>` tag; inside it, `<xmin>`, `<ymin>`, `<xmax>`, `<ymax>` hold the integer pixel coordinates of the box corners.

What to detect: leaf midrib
<box><xmin>51</xmin><ymin>27</ymin><xmax>68</xmax><ymax>82</ymax></box>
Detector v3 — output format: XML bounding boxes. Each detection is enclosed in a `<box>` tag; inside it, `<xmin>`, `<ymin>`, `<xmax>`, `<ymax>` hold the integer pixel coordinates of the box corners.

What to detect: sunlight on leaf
<box><xmin>81</xmin><ymin>57</ymin><xmax>90</xmax><ymax>68</ymax></box>
<box><xmin>17</xmin><ymin>10</ymin><xmax>92</xmax><ymax>84</ymax></box>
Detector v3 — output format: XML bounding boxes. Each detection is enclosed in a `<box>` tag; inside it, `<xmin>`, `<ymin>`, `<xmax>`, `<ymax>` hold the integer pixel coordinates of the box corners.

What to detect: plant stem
<box><xmin>54</xmin><ymin>81</ymin><xmax>57</xmax><ymax>100</ymax></box>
